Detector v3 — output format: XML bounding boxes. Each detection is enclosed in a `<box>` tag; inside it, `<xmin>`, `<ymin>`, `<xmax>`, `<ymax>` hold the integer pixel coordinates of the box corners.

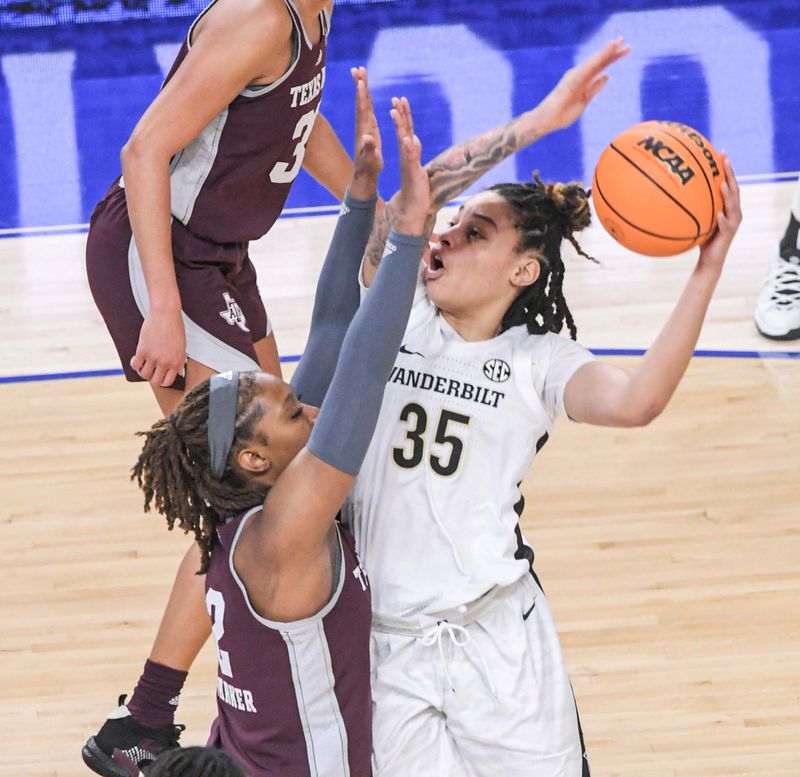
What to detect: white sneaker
<box><xmin>754</xmin><ymin>257</ymin><xmax>800</xmax><ymax>340</ymax></box>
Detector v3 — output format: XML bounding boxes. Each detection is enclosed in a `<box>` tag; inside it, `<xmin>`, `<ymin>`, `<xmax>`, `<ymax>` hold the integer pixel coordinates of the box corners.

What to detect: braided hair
<box><xmin>490</xmin><ymin>174</ymin><xmax>594</xmax><ymax>340</ymax></box>
<box><xmin>132</xmin><ymin>373</ymin><xmax>268</xmax><ymax>572</ymax></box>
<box><xmin>147</xmin><ymin>746</ymin><xmax>246</xmax><ymax>777</ymax></box>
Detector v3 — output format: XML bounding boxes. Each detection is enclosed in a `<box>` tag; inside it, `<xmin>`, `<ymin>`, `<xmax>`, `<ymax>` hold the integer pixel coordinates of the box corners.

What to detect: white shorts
<box><xmin>370</xmin><ymin>573</ymin><xmax>589</xmax><ymax>777</ymax></box>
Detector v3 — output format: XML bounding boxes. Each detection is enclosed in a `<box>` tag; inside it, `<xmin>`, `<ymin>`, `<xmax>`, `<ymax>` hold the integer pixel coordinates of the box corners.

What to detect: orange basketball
<box><xmin>592</xmin><ymin>121</ymin><xmax>725</xmax><ymax>257</ymax></box>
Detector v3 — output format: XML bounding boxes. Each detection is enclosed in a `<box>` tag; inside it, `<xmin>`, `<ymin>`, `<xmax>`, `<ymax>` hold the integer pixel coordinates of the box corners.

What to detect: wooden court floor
<box><xmin>1</xmin><ymin>181</ymin><xmax>799</xmax><ymax>776</ymax></box>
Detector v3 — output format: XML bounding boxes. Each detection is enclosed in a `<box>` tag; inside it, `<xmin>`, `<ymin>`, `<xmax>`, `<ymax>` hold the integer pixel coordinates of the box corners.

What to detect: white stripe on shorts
<box><xmin>128</xmin><ymin>235</ymin><xmax>260</xmax><ymax>375</ymax></box>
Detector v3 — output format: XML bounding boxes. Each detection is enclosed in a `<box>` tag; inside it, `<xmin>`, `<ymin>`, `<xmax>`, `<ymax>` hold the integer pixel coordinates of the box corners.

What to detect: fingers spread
<box><xmin>579</xmin><ymin>38</ymin><xmax>630</xmax><ymax>79</ymax></box>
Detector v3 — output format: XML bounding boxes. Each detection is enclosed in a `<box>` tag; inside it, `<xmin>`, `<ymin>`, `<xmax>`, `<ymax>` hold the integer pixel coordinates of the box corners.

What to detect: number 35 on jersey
<box><xmin>393</xmin><ymin>403</ymin><xmax>471</xmax><ymax>477</ymax></box>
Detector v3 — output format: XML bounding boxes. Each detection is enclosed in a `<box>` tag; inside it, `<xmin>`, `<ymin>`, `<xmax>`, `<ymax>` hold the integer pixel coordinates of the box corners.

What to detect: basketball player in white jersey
<box><xmin>350</xmin><ymin>128</ymin><xmax>741</xmax><ymax>777</ymax></box>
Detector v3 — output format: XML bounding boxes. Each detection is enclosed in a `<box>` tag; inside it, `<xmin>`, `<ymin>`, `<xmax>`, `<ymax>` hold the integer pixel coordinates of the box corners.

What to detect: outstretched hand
<box><xmin>349</xmin><ymin>67</ymin><xmax>382</xmax><ymax>199</ymax></box>
<box><xmin>389</xmin><ymin>96</ymin><xmax>430</xmax><ymax>236</ymax></box>
<box><xmin>698</xmin><ymin>154</ymin><xmax>742</xmax><ymax>273</ymax></box>
<box><xmin>536</xmin><ymin>38</ymin><xmax>630</xmax><ymax>133</ymax></box>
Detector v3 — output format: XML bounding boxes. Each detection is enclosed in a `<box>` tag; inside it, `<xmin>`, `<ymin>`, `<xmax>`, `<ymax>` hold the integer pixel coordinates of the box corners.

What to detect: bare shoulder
<box><xmin>195</xmin><ymin>0</ymin><xmax>293</xmax><ymax>48</ymax></box>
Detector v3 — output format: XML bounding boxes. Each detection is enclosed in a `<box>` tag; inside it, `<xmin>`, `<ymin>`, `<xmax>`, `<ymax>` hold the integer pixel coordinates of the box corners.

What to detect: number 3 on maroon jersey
<box><xmin>269</xmin><ymin>108</ymin><xmax>318</xmax><ymax>184</ymax></box>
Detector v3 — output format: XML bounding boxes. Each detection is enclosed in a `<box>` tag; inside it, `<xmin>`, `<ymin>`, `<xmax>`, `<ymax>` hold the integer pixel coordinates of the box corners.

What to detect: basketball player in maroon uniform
<box><xmin>83</xmin><ymin>75</ymin><xmax>430</xmax><ymax>777</ymax></box>
<box><xmin>86</xmin><ymin>0</ymin><xmax>353</xmax><ymax>416</ymax></box>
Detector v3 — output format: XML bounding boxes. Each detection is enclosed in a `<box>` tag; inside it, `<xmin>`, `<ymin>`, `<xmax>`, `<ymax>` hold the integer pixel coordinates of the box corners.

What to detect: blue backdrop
<box><xmin>1</xmin><ymin>0</ymin><xmax>798</xmax><ymax>233</ymax></box>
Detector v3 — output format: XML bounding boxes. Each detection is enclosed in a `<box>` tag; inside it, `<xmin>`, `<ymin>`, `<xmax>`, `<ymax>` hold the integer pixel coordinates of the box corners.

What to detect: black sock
<box><xmin>779</xmin><ymin>212</ymin><xmax>800</xmax><ymax>264</ymax></box>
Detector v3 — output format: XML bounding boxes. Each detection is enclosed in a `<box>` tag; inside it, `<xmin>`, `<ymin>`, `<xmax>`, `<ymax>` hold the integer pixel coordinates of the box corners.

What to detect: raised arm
<box><xmin>361</xmin><ymin>37</ymin><xmax>630</xmax><ymax>286</ymax></box>
<box><xmin>291</xmin><ymin>68</ymin><xmax>382</xmax><ymax>407</ymax></box>
<box><xmin>262</xmin><ymin>97</ymin><xmax>430</xmax><ymax>557</ymax></box>
<box><xmin>564</xmin><ymin>155</ymin><xmax>742</xmax><ymax>427</ymax></box>
<box><xmin>301</xmin><ymin>112</ymin><xmax>355</xmax><ymax>202</ymax></box>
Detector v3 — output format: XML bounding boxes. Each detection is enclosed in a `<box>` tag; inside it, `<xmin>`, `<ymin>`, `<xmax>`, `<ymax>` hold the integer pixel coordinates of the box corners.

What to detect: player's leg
<box><xmin>107</xmin><ymin>247</ymin><xmax>265</xmax><ymax>669</ymax></box>
<box><xmin>82</xmin><ymin>543</ymin><xmax>207</xmax><ymax>777</ymax></box>
<box><xmin>370</xmin><ymin>631</ymin><xmax>469</xmax><ymax>777</ymax></box>
<box><xmin>151</xmin><ymin>385</ymin><xmax>184</xmax><ymax>417</ymax></box>
<box><xmin>754</xmin><ymin>176</ymin><xmax>800</xmax><ymax>340</ymax></box>
<box><xmin>84</xmin><ymin>230</ymin><xmax>263</xmax><ymax>776</ymax></box>
<box><xmin>234</xmin><ymin>252</ymin><xmax>283</xmax><ymax>379</ymax></box>
<box><xmin>86</xmin><ymin>186</ymin><xmax>165</xmax><ymax>401</ymax></box>
<box><xmin>149</xmin><ymin>543</ymin><xmax>211</xmax><ymax>670</ymax></box>
<box><xmin>443</xmin><ymin>574</ymin><xmax>587</xmax><ymax>777</ymax></box>
<box><xmin>254</xmin><ymin>333</ymin><xmax>282</xmax><ymax>377</ymax></box>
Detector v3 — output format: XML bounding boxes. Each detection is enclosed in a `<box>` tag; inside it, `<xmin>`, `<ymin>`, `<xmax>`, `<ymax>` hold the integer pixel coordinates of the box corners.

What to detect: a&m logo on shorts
<box><xmin>483</xmin><ymin>358</ymin><xmax>511</xmax><ymax>383</ymax></box>
<box><xmin>219</xmin><ymin>292</ymin><xmax>250</xmax><ymax>333</ymax></box>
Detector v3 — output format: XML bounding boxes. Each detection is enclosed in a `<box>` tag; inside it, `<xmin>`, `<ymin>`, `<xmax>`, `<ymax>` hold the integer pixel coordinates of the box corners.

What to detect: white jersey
<box><xmin>342</xmin><ymin>270</ymin><xmax>595</xmax><ymax>618</ymax></box>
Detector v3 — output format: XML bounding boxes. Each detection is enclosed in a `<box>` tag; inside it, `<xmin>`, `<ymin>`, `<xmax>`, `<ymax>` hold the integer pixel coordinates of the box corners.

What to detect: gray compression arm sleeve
<box><xmin>290</xmin><ymin>191</ymin><xmax>377</xmax><ymax>408</ymax></box>
<box><xmin>307</xmin><ymin>230</ymin><xmax>426</xmax><ymax>475</ymax></box>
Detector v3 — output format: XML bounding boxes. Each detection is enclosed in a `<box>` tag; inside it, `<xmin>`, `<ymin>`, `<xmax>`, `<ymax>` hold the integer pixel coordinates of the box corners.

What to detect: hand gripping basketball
<box><xmin>697</xmin><ymin>153</ymin><xmax>742</xmax><ymax>274</ymax></box>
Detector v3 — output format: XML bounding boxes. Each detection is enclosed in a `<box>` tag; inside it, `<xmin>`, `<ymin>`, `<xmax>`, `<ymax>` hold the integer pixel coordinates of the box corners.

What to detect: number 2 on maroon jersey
<box><xmin>206</xmin><ymin>587</ymin><xmax>233</xmax><ymax>678</ymax></box>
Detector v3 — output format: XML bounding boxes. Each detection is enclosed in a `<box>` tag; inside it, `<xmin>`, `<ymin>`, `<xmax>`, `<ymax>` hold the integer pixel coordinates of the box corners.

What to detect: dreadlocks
<box><xmin>147</xmin><ymin>746</ymin><xmax>246</xmax><ymax>777</ymax></box>
<box><xmin>131</xmin><ymin>372</ymin><xmax>268</xmax><ymax>572</ymax></box>
<box><xmin>490</xmin><ymin>173</ymin><xmax>594</xmax><ymax>340</ymax></box>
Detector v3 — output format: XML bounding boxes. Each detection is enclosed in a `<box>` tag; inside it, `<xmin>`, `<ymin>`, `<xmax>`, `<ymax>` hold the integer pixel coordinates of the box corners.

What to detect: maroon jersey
<box><xmin>162</xmin><ymin>0</ymin><xmax>329</xmax><ymax>243</ymax></box>
<box><xmin>204</xmin><ymin>507</ymin><xmax>373</xmax><ymax>777</ymax></box>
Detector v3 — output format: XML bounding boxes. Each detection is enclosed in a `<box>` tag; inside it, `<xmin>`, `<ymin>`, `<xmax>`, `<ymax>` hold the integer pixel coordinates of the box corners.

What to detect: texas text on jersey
<box><xmin>158</xmin><ymin>0</ymin><xmax>330</xmax><ymax>243</ymax></box>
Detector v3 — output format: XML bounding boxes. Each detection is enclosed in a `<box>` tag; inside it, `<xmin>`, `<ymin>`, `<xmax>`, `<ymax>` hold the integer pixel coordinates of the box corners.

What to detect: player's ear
<box><xmin>510</xmin><ymin>253</ymin><xmax>540</xmax><ymax>288</ymax></box>
<box><xmin>237</xmin><ymin>445</ymin><xmax>272</xmax><ymax>479</ymax></box>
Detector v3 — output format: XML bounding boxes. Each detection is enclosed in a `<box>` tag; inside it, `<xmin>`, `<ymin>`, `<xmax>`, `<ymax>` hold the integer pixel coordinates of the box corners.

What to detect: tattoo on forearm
<box><xmin>426</xmin><ymin>119</ymin><xmax>529</xmax><ymax>209</ymax></box>
<box><xmin>365</xmin><ymin>206</ymin><xmax>394</xmax><ymax>269</ymax></box>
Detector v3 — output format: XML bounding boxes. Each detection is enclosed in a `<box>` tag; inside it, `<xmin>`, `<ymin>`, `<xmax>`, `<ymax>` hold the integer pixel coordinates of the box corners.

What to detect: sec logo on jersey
<box><xmin>483</xmin><ymin>359</ymin><xmax>511</xmax><ymax>383</ymax></box>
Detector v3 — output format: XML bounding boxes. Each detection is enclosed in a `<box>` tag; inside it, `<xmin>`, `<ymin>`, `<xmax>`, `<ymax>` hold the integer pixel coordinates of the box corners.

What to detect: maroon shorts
<box><xmin>86</xmin><ymin>184</ymin><xmax>269</xmax><ymax>390</ymax></box>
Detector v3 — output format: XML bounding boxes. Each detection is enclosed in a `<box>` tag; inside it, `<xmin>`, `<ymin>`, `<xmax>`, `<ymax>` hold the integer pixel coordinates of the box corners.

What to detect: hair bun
<box><xmin>534</xmin><ymin>173</ymin><xmax>591</xmax><ymax>237</ymax></box>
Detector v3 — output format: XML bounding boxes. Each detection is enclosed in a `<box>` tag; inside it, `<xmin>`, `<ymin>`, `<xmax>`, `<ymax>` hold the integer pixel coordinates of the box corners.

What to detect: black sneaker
<box><xmin>81</xmin><ymin>695</ymin><xmax>184</xmax><ymax>777</ymax></box>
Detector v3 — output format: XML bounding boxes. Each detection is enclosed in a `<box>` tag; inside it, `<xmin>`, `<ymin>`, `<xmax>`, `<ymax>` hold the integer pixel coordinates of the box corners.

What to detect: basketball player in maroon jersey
<box><xmin>84</xmin><ymin>73</ymin><xmax>430</xmax><ymax>777</ymax></box>
<box><xmin>86</xmin><ymin>0</ymin><xmax>353</xmax><ymax>416</ymax></box>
